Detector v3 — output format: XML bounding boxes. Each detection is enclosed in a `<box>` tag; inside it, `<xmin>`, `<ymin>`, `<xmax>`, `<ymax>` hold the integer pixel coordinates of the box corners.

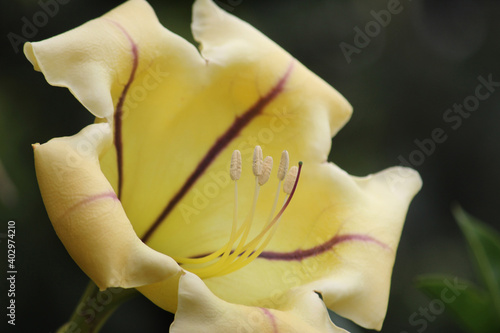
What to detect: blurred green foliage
<box><xmin>417</xmin><ymin>207</ymin><xmax>500</xmax><ymax>333</ymax></box>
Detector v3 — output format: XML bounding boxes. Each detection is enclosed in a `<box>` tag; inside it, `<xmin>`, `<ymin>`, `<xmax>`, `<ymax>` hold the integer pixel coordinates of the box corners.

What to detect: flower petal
<box><xmin>201</xmin><ymin>164</ymin><xmax>421</xmax><ymax>330</ymax></box>
<box><xmin>310</xmin><ymin>166</ymin><xmax>422</xmax><ymax>330</ymax></box>
<box><xmin>170</xmin><ymin>271</ymin><xmax>348</xmax><ymax>333</ymax></box>
<box><xmin>33</xmin><ymin>123</ymin><xmax>180</xmax><ymax>289</ymax></box>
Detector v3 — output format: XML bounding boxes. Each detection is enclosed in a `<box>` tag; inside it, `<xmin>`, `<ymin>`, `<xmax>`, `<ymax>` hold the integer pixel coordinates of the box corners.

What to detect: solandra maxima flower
<box><xmin>25</xmin><ymin>0</ymin><xmax>422</xmax><ymax>331</ymax></box>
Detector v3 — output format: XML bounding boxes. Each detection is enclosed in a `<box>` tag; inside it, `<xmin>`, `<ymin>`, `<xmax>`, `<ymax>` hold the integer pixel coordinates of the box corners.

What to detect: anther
<box><xmin>230</xmin><ymin>150</ymin><xmax>242</xmax><ymax>181</ymax></box>
<box><xmin>253</xmin><ymin>146</ymin><xmax>263</xmax><ymax>176</ymax></box>
<box><xmin>283</xmin><ymin>165</ymin><xmax>298</xmax><ymax>194</ymax></box>
<box><xmin>258</xmin><ymin>156</ymin><xmax>273</xmax><ymax>186</ymax></box>
<box><xmin>277</xmin><ymin>150</ymin><xmax>289</xmax><ymax>181</ymax></box>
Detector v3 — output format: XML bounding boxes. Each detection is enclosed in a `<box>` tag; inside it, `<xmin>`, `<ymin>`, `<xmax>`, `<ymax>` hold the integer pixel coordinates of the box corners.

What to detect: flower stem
<box><xmin>56</xmin><ymin>280</ymin><xmax>138</xmax><ymax>333</ymax></box>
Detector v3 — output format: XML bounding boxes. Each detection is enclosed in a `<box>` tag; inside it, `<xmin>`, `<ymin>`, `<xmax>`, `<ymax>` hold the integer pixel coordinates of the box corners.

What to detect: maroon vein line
<box><xmin>189</xmin><ymin>232</ymin><xmax>388</xmax><ymax>262</ymax></box>
<box><xmin>258</xmin><ymin>233</ymin><xmax>390</xmax><ymax>261</ymax></box>
<box><xmin>141</xmin><ymin>61</ymin><xmax>295</xmax><ymax>243</ymax></box>
<box><xmin>110</xmin><ymin>21</ymin><xmax>139</xmax><ymax>199</ymax></box>
<box><xmin>61</xmin><ymin>191</ymin><xmax>118</xmax><ymax>219</ymax></box>
<box><xmin>261</xmin><ymin>308</ymin><xmax>278</xmax><ymax>333</ymax></box>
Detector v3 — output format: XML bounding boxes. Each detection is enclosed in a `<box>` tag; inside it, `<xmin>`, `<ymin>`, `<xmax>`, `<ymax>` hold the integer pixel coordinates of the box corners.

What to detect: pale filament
<box><xmin>172</xmin><ymin>147</ymin><xmax>301</xmax><ymax>279</ymax></box>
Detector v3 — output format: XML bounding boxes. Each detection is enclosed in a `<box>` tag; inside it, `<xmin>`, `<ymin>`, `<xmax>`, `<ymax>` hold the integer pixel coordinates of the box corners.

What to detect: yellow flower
<box><xmin>26</xmin><ymin>0</ymin><xmax>421</xmax><ymax>331</ymax></box>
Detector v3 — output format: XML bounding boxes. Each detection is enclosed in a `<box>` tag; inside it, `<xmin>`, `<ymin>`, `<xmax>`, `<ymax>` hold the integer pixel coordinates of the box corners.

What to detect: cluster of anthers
<box><xmin>172</xmin><ymin>146</ymin><xmax>302</xmax><ymax>279</ymax></box>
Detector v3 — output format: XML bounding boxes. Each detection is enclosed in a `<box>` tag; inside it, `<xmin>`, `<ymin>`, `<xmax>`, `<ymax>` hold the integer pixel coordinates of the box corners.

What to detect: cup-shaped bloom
<box><xmin>26</xmin><ymin>0</ymin><xmax>421</xmax><ymax>331</ymax></box>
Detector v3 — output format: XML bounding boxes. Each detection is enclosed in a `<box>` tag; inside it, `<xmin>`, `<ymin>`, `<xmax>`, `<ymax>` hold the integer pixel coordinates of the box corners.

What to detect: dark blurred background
<box><xmin>1</xmin><ymin>0</ymin><xmax>499</xmax><ymax>332</ymax></box>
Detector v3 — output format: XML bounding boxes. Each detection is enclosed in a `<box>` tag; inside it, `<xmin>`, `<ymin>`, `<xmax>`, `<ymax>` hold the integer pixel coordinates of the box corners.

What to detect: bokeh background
<box><xmin>1</xmin><ymin>0</ymin><xmax>499</xmax><ymax>332</ymax></box>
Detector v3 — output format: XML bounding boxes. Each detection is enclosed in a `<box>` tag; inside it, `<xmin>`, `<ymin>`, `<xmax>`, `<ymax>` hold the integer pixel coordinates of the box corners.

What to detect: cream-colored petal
<box><xmin>34</xmin><ymin>123</ymin><xmax>180</xmax><ymax>289</ymax></box>
<box><xmin>201</xmin><ymin>164</ymin><xmax>421</xmax><ymax>330</ymax></box>
<box><xmin>170</xmin><ymin>272</ymin><xmax>348</xmax><ymax>333</ymax></box>
<box><xmin>307</xmin><ymin>167</ymin><xmax>422</xmax><ymax>330</ymax></box>
<box><xmin>137</xmin><ymin>271</ymin><xmax>182</xmax><ymax>313</ymax></box>
<box><xmin>310</xmin><ymin>167</ymin><xmax>421</xmax><ymax>330</ymax></box>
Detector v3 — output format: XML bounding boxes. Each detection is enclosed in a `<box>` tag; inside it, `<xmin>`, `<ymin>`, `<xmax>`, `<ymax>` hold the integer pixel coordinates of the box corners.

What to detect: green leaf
<box><xmin>453</xmin><ymin>205</ymin><xmax>500</xmax><ymax>317</ymax></box>
<box><xmin>416</xmin><ymin>274</ymin><xmax>500</xmax><ymax>333</ymax></box>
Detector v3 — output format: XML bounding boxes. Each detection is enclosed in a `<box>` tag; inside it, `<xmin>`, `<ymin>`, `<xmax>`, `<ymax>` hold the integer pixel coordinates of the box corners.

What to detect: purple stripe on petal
<box><xmin>109</xmin><ymin>21</ymin><xmax>139</xmax><ymax>200</ymax></box>
<box><xmin>259</xmin><ymin>233</ymin><xmax>391</xmax><ymax>261</ymax></box>
<box><xmin>187</xmin><ymin>232</ymin><xmax>389</xmax><ymax>264</ymax></box>
<box><xmin>260</xmin><ymin>308</ymin><xmax>278</xmax><ymax>333</ymax></box>
<box><xmin>141</xmin><ymin>61</ymin><xmax>295</xmax><ymax>243</ymax></box>
<box><xmin>62</xmin><ymin>191</ymin><xmax>119</xmax><ymax>219</ymax></box>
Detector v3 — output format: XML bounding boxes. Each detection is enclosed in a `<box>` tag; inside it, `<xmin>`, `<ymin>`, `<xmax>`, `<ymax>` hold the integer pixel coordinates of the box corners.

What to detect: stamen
<box><xmin>218</xmin><ymin>162</ymin><xmax>303</xmax><ymax>276</ymax></box>
<box><xmin>216</xmin><ymin>177</ymin><xmax>259</xmax><ymax>276</ymax></box>
<box><xmin>267</xmin><ymin>150</ymin><xmax>288</xmax><ymax>222</ymax></box>
<box><xmin>248</xmin><ymin>162</ymin><xmax>303</xmax><ymax>242</ymax></box>
<box><xmin>278</xmin><ymin>150</ymin><xmax>289</xmax><ymax>181</ymax></box>
<box><xmin>253</xmin><ymin>146</ymin><xmax>263</xmax><ymax>176</ymax></box>
<box><xmin>169</xmin><ymin>150</ymin><xmax>243</xmax><ymax>266</ymax></box>
<box><xmin>258</xmin><ymin>156</ymin><xmax>273</xmax><ymax>186</ymax></box>
<box><xmin>283</xmin><ymin>165</ymin><xmax>299</xmax><ymax>194</ymax></box>
<box><xmin>230</xmin><ymin>150</ymin><xmax>242</xmax><ymax>181</ymax></box>
<box><xmin>175</xmin><ymin>148</ymin><xmax>302</xmax><ymax>279</ymax></box>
